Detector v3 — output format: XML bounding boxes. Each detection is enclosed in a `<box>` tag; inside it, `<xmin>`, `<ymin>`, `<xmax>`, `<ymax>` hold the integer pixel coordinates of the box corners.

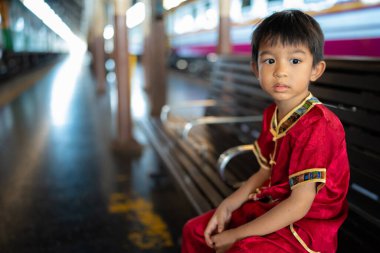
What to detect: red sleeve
<box><xmin>288</xmin><ymin>117</ymin><xmax>328</xmax><ymax>192</ymax></box>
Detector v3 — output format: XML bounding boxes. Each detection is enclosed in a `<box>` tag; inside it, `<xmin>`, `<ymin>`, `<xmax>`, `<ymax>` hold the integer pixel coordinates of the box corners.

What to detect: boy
<box><xmin>181</xmin><ymin>10</ymin><xmax>350</xmax><ymax>253</ymax></box>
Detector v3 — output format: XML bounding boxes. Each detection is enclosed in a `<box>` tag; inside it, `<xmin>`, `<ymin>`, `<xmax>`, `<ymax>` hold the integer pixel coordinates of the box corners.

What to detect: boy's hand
<box><xmin>204</xmin><ymin>204</ymin><xmax>232</xmax><ymax>248</ymax></box>
<box><xmin>211</xmin><ymin>229</ymin><xmax>237</xmax><ymax>253</ymax></box>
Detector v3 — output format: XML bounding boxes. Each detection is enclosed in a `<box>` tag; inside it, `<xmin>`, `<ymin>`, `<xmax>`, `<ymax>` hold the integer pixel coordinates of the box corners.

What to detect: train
<box><xmin>2</xmin><ymin>0</ymin><xmax>380</xmax><ymax>80</ymax></box>
<box><xmin>0</xmin><ymin>0</ymin><xmax>66</xmax><ymax>81</ymax></box>
<box><xmin>164</xmin><ymin>0</ymin><xmax>380</xmax><ymax>73</ymax></box>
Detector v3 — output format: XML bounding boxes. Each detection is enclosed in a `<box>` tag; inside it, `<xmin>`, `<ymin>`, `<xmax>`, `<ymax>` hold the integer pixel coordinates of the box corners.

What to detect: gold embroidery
<box><xmin>289</xmin><ymin>168</ymin><xmax>326</xmax><ymax>178</ymax></box>
<box><xmin>252</xmin><ymin>141</ymin><xmax>271</xmax><ymax>170</ymax></box>
<box><xmin>289</xmin><ymin>168</ymin><xmax>326</xmax><ymax>190</ymax></box>
<box><xmin>253</xmin><ymin>141</ymin><xmax>268</xmax><ymax>164</ymax></box>
<box><xmin>270</xmin><ymin>93</ymin><xmax>321</xmax><ymax>140</ymax></box>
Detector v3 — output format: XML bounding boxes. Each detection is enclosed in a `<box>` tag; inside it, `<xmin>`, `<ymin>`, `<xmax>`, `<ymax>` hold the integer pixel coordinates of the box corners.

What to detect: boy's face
<box><xmin>252</xmin><ymin>41</ymin><xmax>325</xmax><ymax>107</ymax></box>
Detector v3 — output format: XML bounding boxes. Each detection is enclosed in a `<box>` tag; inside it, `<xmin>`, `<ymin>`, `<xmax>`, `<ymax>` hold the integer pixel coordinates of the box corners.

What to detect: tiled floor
<box><xmin>0</xmin><ymin>53</ymin><xmax>203</xmax><ymax>252</ymax></box>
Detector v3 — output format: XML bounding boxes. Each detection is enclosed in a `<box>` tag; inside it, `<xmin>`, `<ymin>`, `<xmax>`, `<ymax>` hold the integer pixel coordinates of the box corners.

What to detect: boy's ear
<box><xmin>310</xmin><ymin>60</ymin><xmax>326</xmax><ymax>82</ymax></box>
<box><xmin>251</xmin><ymin>62</ymin><xmax>259</xmax><ymax>79</ymax></box>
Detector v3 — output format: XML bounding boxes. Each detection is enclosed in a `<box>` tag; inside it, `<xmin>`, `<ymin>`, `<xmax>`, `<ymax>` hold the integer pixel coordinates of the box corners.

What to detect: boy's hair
<box><xmin>251</xmin><ymin>9</ymin><xmax>324</xmax><ymax>66</ymax></box>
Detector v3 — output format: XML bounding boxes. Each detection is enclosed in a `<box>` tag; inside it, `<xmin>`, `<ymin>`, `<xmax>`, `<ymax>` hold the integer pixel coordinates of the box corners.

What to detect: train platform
<box><xmin>0</xmin><ymin>53</ymin><xmax>206</xmax><ymax>253</ymax></box>
<box><xmin>1</xmin><ymin>1</ymin><xmax>379</xmax><ymax>252</ymax></box>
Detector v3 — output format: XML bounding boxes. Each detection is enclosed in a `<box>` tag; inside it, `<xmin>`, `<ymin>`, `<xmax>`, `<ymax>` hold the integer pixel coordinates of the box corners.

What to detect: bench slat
<box><xmin>318</xmin><ymin>72</ymin><xmax>380</xmax><ymax>92</ymax></box>
<box><xmin>311</xmin><ymin>86</ymin><xmax>380</xmax><ymax>112</ymax></box>
<box><xmin>330</xmin><ymin>107</ymin><xmax>380</xmax><ymax>133</ymax></box>
<box><xmin>142</xmin><ymin>118</ymin><xmax>214</xmax><ymax>214</ymax></box>
<box><xmin>346</xmin><ymin>127</ymin><xmax>380</xmax><ymax>154</ymax></box>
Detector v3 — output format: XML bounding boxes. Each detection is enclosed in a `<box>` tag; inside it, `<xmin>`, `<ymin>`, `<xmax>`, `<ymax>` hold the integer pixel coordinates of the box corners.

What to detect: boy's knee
<box><xmin>182</xmin><ymin>216</ymin><xmax>207</xmax><ymax>239</ymax></box>
<box><xmin>183</xmin><ymin>217</ymin><xmax>198</xmax><ymax>237</ymax></box>
<box><xmin>182</xmin><ymin>219</ymin><xmax>192</xmax><ymax>236</ymax></box>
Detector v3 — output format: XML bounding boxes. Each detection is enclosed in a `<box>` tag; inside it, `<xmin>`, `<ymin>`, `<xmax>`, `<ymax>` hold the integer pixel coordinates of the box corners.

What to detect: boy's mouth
<box><xmin>273</xmin><ymin>84</ymin><xmax>290</xmax><ymax>92</ymax></box>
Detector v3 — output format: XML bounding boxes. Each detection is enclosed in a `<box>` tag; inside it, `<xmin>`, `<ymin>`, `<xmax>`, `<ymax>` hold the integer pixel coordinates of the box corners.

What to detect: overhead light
<box><xmin>20</xmin><ymin>0</ymin><xmax>86</xmax><ymax>53</ymax></box>
<box><xmin>103</xmin><ymin>24</ymin><xmax>114</xmax><ymax>40</ymax></box>
<box><xmin>361</xmin><ymin>0</ymin><xmax>380</xmax><ymax>4</ymax></box>
<box><xmin>163</xmin><ymin>0</ymin><xmax>187</xmax><ymax>10</ymax></box>
<box><xmin>126</xmin><ymin>2</ymin><xmax>145</xmax><ymax>28</ymax></box>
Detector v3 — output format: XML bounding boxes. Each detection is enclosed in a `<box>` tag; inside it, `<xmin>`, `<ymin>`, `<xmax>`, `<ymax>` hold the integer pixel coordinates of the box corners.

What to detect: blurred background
<box><xmin>0</xmin><ymin>0</ymin><xmax>379</xmax><ymax>252</ymax></box>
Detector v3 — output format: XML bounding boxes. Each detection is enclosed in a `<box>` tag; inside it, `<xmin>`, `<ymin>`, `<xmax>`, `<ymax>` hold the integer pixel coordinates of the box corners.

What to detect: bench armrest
<box><xmin>160</xmin><ymin>99</ymin><xmax>219</xmax><ymax>123</ymax></box>
<box><xmin>217</xmin><ymin>144</ymin><xmax>254</xmax><ymax>188</ymax></box>
<box><xmin>182</xmin><ymin>115</ymin><xmax>262</xmax><ymax>139</ymax></box>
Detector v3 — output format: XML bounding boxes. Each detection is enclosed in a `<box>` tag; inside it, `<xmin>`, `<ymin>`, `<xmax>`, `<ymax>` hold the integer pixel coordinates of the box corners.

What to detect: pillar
<box><xmin>144</xmin><ymin>0</ymin><xmax>167</xmax><ymax>116</ymax></box>
<box><xmin>93</xmin><ymin>0</ymin><xmax>106</xmax><ymax>93</ymax></box>
<box><xmin>217</xmin><ymin>0</ymin><xmax>231</xmax><ymax>55</ymax></box>
<box><xmin>142</xmin><ymin>0</ymin><xmax>151</xmax><ymax>92</ymax></box>
<box><xmin>112</xmin><ymin>0</ymin><xmax>141</xmax><ymax>155</ymax></box>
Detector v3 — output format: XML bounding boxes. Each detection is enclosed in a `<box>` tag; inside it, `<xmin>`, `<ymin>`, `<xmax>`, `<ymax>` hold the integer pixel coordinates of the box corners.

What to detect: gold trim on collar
<box><xmin>252</xmin><ymin>141</ymin><xmax>271</xmax><ymax>170</ymax></box>
<box><xmin>270</xmin><ymin>94</ymin><xmax>321</xmax><ymax>140</ymax></box>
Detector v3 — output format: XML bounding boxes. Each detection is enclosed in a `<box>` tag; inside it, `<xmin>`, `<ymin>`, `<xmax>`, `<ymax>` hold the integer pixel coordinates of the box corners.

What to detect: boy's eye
<box><xmin>290</xmin><ymin>59</ymin><xmax>301</xmax><ymax>64</ymax></box>
<box><xmin>264</xmin><ymin>59</ymin><xmax>275</xmax><ymax>64</ymax></box>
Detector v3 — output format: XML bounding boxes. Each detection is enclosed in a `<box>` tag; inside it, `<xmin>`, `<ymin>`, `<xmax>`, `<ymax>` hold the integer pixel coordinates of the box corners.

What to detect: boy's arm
<box><xmin>210</xmin><ymin>182</ymin><xmax>316</xmax><ymax>250</ymax></box>
<box><xmin>234</xmin><ymin>182</ymin><xmax>316</xmax><ymax>239</ymax></box>
<box><xmin>224</xmin><ymin>167</ymin><xmax>271</xmax><ymax>211</ymax></box>
<box><xmin>204</xmin><ymin>167</ymin><xmax>270</xmax><ymax>247</ymax></box>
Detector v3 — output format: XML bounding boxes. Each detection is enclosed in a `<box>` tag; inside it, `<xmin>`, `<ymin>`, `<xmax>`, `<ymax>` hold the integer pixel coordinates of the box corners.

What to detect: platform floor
<box><xmin>0</xmin><ymin>53</ymin><xmax>208</xmax><ymax>253</ymax></box>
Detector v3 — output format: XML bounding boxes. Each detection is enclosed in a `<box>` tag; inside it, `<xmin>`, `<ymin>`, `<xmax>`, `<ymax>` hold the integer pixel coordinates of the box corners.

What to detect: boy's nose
<box><xmin>273</xmin><ymin>72</ymin><xmax>287</xmax><ymax>78</ymax></box>
<box><xmin>273</xmin><ymin>64</ymin><xmax>288</xmax><ymax>78</ymax></box>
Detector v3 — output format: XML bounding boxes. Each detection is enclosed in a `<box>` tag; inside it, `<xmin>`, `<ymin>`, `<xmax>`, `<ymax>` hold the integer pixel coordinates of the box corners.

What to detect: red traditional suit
<box><xmin>181</xmin><ymin>94</ymin><xmax>350</xmax><ymax>253</ymax></box>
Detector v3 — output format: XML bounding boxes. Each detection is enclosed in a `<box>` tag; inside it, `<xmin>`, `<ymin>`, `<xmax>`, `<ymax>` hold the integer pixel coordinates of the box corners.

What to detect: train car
<box><xmin>0</xmin><ymin>0</ymin><xmax>66</xmax><ymax>81</ymax></box>
<box><xmin>165</xmin><ymin>0</ymin><xmax>380</xmax><ymax>72</ymax></box>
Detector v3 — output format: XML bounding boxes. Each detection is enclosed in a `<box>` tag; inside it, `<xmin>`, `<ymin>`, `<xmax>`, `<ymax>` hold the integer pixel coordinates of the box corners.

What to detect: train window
<box><xmin>241</xmin><ymin>0</ymin><xmax>252</xmax><ymax>8</ymax></box>
<box><xmin>241</xmin><ymin>0</ymin><xmax>252</xmax><ymax>15</ymax></box>
<box><xmin>204</xmin><ymin>1</ymin><xmax>210</xmax><ymax>10</ymax></box>
<box><xmin>268</xmin><ymin>0</ymin><xmax>283</xmax><ymax>4</ymax></box>
<box><xmin>192</xmin><ymin>6</ymin><xmax>197</xmax><ymax>19</ymax></box>
<box><xmin>267</xmin><ymin>0</ymin><xmax>283</xmax><ymax>12</ymax></box>
<box><xmin>335</xmin><ymin>0</ymin><xmax>357</xmax><ymax>3</ymax></box>
<box><xmin>304</xmin><ymin>0</ymin><xmax>325</xmax><ymax>3</ymax></box>
<box><xmin>267</xmin><ymin>0</ymin><xmax>283</xmax><ymax>5</ymax></box>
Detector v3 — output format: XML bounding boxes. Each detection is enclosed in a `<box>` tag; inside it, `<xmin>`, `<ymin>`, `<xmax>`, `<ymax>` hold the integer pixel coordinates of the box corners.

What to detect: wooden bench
<box><xmin>142</xmin><ymin>55</ymin><xmax>269</xmax><ymax>211</ymax></box>
<box><xmin>310</xmin><ymin>59</ymin><xmax>380</xmax><ymax>252</ymax></box>
<box><xmin>141</xmin><ymin>55</ymin><xmax>380</xmax><ymax>252</ymax></box>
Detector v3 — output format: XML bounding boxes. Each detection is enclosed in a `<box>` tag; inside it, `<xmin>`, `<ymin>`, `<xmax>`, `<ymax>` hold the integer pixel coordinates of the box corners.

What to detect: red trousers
<box><xmin>181</xmin><ymin>201</ymin><xmax>306</xmax><ymax>253</ymax></box>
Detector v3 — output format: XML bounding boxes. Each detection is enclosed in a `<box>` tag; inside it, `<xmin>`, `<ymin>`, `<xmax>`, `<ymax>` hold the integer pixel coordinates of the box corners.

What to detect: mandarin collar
<box><xmin>270</xmin><ymin>93</ymin><xmax>321</xmax><ymax>141</ymax></box>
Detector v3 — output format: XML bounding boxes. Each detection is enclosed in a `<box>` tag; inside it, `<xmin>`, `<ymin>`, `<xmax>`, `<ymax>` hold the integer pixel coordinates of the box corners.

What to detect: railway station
<box><xmin>0</xmin><ymin>0</ymin><xmax>379</xmax><ymax>252</ymax></box>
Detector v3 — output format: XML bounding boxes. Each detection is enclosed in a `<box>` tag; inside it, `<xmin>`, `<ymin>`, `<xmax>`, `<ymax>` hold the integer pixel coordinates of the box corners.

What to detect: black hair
<box><xmin>251</xmin><ymin>9</ymin><xmax>324</xmax><ymax>66</ymax></box>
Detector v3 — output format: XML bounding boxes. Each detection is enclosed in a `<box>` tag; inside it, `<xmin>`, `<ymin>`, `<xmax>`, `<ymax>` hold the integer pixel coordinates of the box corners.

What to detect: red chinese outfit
<box><xmin>182</xmin><ymin>94</ymin><xmax>350</xmax><ymax>253</ymax></box>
